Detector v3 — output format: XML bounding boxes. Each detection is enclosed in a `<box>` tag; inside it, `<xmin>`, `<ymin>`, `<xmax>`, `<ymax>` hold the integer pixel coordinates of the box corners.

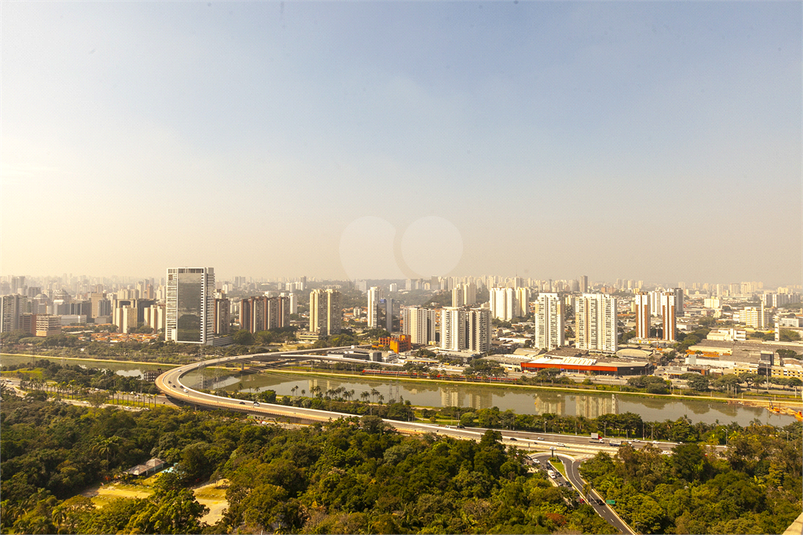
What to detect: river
<box><xmin>2</xmin><ymin>354</ymin><xmax>796</xmax><ymax>427</ymax></box>
<box><xmin>183</xmin><ymin>367</ymin><xmax>796</xmax><ymax>427</ymax></box>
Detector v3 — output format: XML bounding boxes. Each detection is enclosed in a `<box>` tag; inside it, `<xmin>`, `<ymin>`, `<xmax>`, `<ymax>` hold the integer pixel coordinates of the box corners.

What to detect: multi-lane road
<box><xmin>531</xmin><ymin>451</ymin><xmax>636</xmax><ymax>535</ymax></box>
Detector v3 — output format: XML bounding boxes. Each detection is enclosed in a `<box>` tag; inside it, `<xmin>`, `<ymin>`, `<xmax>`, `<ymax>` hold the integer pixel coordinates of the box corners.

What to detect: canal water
<box><xmin>2</xmin><ymin>355</ymin><xmax>796</xmax><ymax>427</ymax></box>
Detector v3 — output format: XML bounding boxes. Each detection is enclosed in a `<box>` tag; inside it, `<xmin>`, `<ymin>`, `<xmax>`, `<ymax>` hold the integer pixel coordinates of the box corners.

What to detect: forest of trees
<box><xmin>1</xmin><ymin>389</ymin><xmax>614</xmax><ymax>534</ymax></box>
<box><xmin>2</xmin><ymin>362</ymin><xmax>802</xmax><ymax>534</ymax></box>
<box><xmin>580</xmin><ymin>427</ymin><xmax>802</xmax><ymax>534</ymax></box>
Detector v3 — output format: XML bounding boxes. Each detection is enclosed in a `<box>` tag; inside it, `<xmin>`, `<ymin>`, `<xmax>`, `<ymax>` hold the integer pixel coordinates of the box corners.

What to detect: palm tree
<box><xmin>92</xmin><ymin>436</ymin><xmax>122</xmax><ymax>465</ymax></box>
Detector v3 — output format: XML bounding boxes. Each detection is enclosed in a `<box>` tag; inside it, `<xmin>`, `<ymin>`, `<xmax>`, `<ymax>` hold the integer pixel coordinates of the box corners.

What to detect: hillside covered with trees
<box><xmin>580</xmin><ymin>428</ymin><xmax>802</xmax><ymax>534</ymax></box>
<box><xmin>0</xmin><ymin>389</ymin><xmax>613</xmax><ymax>534</ymax></box>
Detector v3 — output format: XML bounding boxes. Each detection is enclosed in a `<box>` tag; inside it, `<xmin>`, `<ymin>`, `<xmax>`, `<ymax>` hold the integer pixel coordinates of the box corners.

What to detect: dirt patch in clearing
<box><xmin>80</xmin><ymin>474</ymin><xmax>230</xmax><ymax>527</ymax></box>
<box><xmin>194</xmin><ymin>480</ymin><xmax>229</xmax><ymax>526</ymax></box>
<box><xmin>90</xmin><ymin>482</ymin><xmax>152</xmax><ymax>506</ymax></box>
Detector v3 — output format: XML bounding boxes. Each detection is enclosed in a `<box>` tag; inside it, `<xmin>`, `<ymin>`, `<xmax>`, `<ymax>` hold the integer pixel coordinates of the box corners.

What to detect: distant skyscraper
<box><xmin>367</xmin><ymin>287</ymin><xmax>382</xmax><ymax>328</ymax></box>
<box><xmin>673</xmin><ymin>287</ymin><xmax>684</xmax><ymax>317</ymax></box>
<box><xmin>452</xmin><ymin>286</ymin><xmax>465</xmax><ymax>307</ymax></box>
<box><xmin>635</xmin><ymin>292</ymin><xmax>651</xmax><ymax>340</ymax></box>
<box><xmin>534</xmin><ymin>293</ymin><xmax>564</xmax><ymax>350</ymax></box>
<box><xmin>89</xmin><ymin>292</ymin><xmax>105</xmax><ymax>320</ymax></box>
<box><xmin>0</xmin><ymin>294</ymin><xmax>26</xmax><ymax>333</ymax></box>
<box><xmin>576</xmin><ymin>293</ymin><xmax>618</xmax><ymax>353</ymax></box>
<box><xmin>214</xmin><ymin>298</ymin><xmax>230</xmax><ymax>335</ymax></box>
<box><xmin>380</xmin><ymin>298</ymin><xmax>394</xmax><ymax>332</ymax></box>
<box><xmin>310</xmin><ymin>289</ymin><xmax>341</xmax><ymax>336</ymax></box>
<box><xmin>661</xmin><ymin>291</ymin><xmax>677</xmax><ymax>342</ymax></box>
<box><xmin>463</xmin><ymin>283</ymin><xmax>477</xmax><ymax>306</ymax></box>
<box><xmin>11</xmin><ymin>276</ymin><xmax>25</xmax><ymax>294</ymax></box>
<box><xmin>579</xmin><ymin>275</ymin><xmax>588</xmax><ymax>293</ymax></box>
<box><xmin>515</xmin><ymin>287</ymin><xmax>530</xmax><ymax>317</ymax></box>
<box><xmin>165</xmin><ymin>267</ymin><xmax>215</xmax><ymax>344</ymax></box>
<box><xmin>649</xmin><ymin>289</ymin><xmax>663</xmax><ymax>316</ymax></box>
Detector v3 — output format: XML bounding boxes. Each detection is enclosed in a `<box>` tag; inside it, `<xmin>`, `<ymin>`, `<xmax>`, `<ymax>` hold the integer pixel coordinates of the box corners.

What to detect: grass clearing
<box><xmin>89</xmin><ymin>481</ymin><xmax>152</xmax><ymax>507</ymax></box>
<box><xmin>550</xmin><ymin>459</ymin><xmax>567</xmax><ymax>478</ymax></box>
<box><xmin>85</xmin><ymin>474</ymin><xmax>230</xmax><ymax>527</ymax></box>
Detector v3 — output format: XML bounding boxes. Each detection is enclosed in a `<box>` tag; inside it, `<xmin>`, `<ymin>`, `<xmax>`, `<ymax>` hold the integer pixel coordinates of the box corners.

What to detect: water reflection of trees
<box><xmin>209</xmin><ymin>372</ymin><xmax>796</xmax><ymax>426</ymax></box>
<box><xmin>681</xmin><ymin>400</ymin><xmax>714</xmax><ymax>415</ymax></box>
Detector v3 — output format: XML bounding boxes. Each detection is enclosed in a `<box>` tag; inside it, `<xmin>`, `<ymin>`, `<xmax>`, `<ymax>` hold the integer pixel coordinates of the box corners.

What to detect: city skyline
<box><xmin>2</xmin><ymin>2</ymin><xmax>800</xmax><ymax>285</ymax></box>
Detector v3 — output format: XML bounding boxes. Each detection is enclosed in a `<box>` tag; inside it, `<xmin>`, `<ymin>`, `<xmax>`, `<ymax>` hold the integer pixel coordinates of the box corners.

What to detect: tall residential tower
<box><xmin>576</xmin><ymin>293</ymin><xmax>618</xmax><ymax>353</ymax></box>
<box><xmin>534</xmin><ymin>293</ymin><xmax>564</xmax><ymax>350</ymax></box>
<box><xmin>165</xmin><ymin>267</ymin><xmax>215</xmax><ymax>344</ymax></box>
<box><xmin>310</xmin><ymin>289</ymin><xmax>342</xmax><ymax>336</ymax></box>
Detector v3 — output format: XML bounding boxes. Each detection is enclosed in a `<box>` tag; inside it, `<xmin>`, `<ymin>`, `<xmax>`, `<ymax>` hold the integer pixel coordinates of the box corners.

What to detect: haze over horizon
<box><xmin>2</xmin><ymin>1</ymin><xmax>801</xmax><ymax>287</ymax></box>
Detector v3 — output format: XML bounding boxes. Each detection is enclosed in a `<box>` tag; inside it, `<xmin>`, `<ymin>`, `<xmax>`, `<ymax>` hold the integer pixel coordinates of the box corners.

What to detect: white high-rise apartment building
<box><xmin>452</xmin><ymin>283</ymin><xmax>477</xmax><ymax>307</ymax></box>
<box><xmin>740</xmin><ymin>305</ymin><xmax>769</xmax><ymax>329</ymax></box>
<box><xmin>367</xmin><ymin>287</ymin><xmax>382</xmax><ymax>328</ymax></box>
<box><xmin>490</xmin><ymin>287</ymin><xmax>516</xmax><ymax>321</ymax></box>
<box><xmin>440</xmin><ymin>307</ymin><xmax>490</xmax><ymax>353</ymax></box>
<box><xmin>402</xmin><ymin>307</ymin><xmax>438</xmax><ymax>345</ymax></box>
<box><xmin>463</xmin><ymin>283</ymin><xmax>477</xmax><ymax>306</ymax></box>
<box><xmin>452</xmin><ymin>286</ymin><xmax>465</xmax><ymax>307</ymax></box>
<box><xmin>576</xmin><ymin>294</ymin><xmax>618</xmax><ymax>353</ymax></box>
<box><xmin>441</xmin><ymin>307</ymin><xmax>466</xmax><ymax>351</ymax></box>
<box><xmin>309</xmin><ymin>289</ymin><xmax>342</xmax><ymax>336</ymax></box>
<box><xmin>466</xmin><ymin>308</ymin><xmax>491</xmax><ymax>353</ymax></box>
<box><xmin>165</xmin><ymin>267</ymin><xmax>215</xmax><ymax>344</ymax></box>
<box><xmin>534</xmin><ymin>293</ymin><xmax>564</xmax><ymax>350</ymax></box>
<box><xmin>649</xmin><ymin>289</ymin><xmax>663</xmax><ymax>316</ymax></box>
<box><xmin>114</xmin><ymin>305</ymin><xmax>138</xmax><ymax>334</ymax></box>
<box><xmin>661</xmin><ymin>291</ymin><xmax>678</xmax><ymax>342</ymax></box>
<box><xmin>635</xmin><ymin>292</ymin><xmax>651</xmax><ymax>340</ymax></box>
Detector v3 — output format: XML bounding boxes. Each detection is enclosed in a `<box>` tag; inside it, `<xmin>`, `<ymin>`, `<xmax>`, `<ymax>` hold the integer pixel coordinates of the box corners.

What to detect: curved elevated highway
<box><xmin>154</xmin><ymin>346</ymin><xmax>435</xmax><ymax>431</ymax></box>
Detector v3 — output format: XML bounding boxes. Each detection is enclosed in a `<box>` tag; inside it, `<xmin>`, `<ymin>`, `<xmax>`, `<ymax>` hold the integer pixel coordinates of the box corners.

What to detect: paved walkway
<box><xmin>783</xmin><ymin>511</ymin><xmax>803</xmax><ymax>535</ymax></box>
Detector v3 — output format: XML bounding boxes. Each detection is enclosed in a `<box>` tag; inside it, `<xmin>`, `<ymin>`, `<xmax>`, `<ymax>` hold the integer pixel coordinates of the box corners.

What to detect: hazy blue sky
<box><xmin>2</xmin><ymin>1</ymin><xmax>800</xmax><ymax>286</ymax></box>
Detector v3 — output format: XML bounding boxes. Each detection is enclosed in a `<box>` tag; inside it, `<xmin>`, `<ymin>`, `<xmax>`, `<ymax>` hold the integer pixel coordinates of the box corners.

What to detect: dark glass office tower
<box><xmin>165</xmin><ymin>267</ymin><xmax>215</xmax><ymax>344</ymax></box>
